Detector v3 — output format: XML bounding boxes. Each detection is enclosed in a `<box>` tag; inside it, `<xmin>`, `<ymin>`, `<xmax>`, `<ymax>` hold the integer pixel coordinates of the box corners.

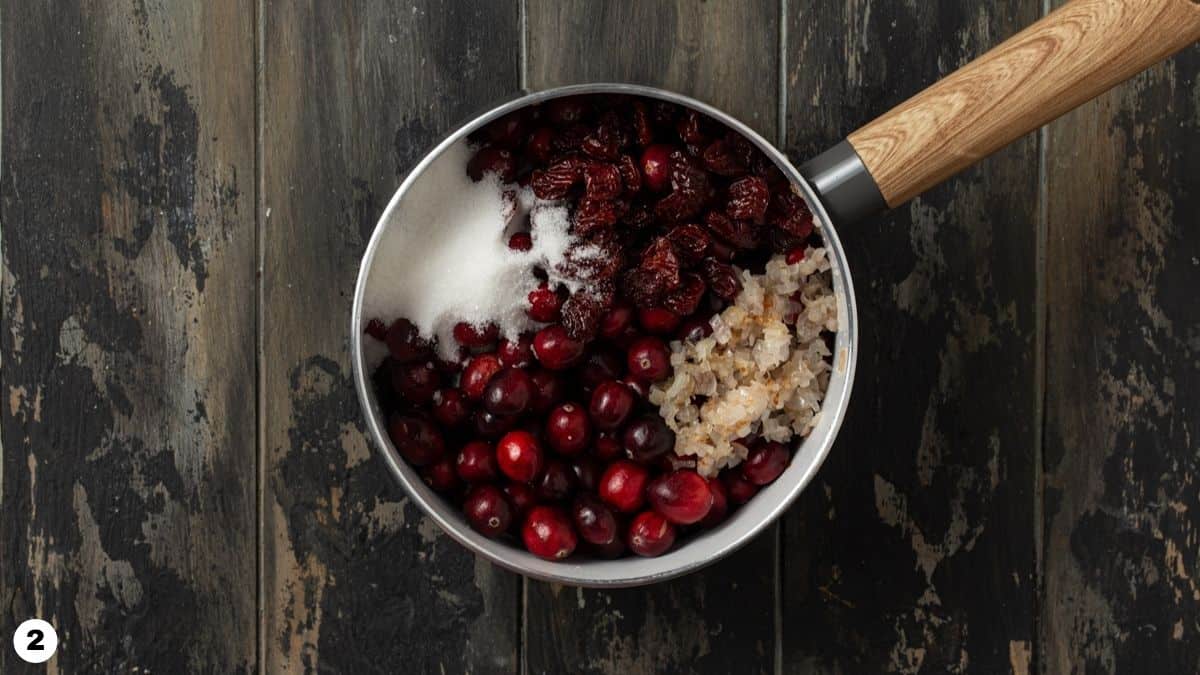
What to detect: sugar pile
<box><xmin>362</xmin><ymin>141</ymin><xmax>598</xmax><ymax>361</ymax></box>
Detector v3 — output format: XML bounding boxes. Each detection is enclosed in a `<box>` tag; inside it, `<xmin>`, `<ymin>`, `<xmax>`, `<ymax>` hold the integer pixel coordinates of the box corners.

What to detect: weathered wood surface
<box><xmin>1</xmin><ymin>1</ymin><xmax>258</xmax><ymax>673</ymax></box>
<box><xmin>1041</xmin><ymin>31</ymin><xmax>1200</xmax><ymax>675</ymax></box>
<box><xmin>523</xmin><ymin>2</ymin><xmax>781</xmax><ymax>672</ymax></box>
<box><xmin>1</xmin><ymin>1</ymin><xmax>1198</xmax><ymax>673</ymax></box>
<box><xmin>259</xmin><ymin>1</ymin><xmax>522</xmax><ymax>673</ymax></box>
<box><xmin>781</xmin><ymin>1</ymin><xmax>1043</xmax><ymax>672</ymax></box>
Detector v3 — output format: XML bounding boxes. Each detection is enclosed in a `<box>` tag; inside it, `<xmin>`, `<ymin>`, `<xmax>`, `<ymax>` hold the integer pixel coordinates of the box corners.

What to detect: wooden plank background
<box><xmin>1</xmin><ymin>1</ymin><xmax>1196</xmax><ymax>673</ymax></box>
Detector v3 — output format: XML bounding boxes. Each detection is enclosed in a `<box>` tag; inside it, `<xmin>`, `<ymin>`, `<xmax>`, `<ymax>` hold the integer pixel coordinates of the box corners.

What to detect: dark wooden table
<box><xmin>2</xmin><ymin>2</ymin><xmax>1197</xmax><ymax>673</ymax></box>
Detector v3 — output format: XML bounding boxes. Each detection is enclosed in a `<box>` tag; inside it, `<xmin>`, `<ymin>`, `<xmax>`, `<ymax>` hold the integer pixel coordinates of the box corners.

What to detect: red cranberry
<box><xmin>467</xmin><ymin>146</ymin><xmax>516</xmax><ymax>182</ymax></box>
<box><xmin>592</xmin><ymin>433</ymin><xmax>623</xmax><ymax>461</ymax></box>
<box><xmin>483</xmin><ymin>367</ymin><xmax>534</xmax><ymax>416</ymax></box>
<box><xmin>648</xmin><ymin>470</ymin><xmax>714</xmax><ymax>524</ymax></box>
<box><xmin>577</xmin><ymin>349</ymin><xmax>624</xmax><ymax>391</ymax></box>
<box><xmin>621</xmin><ymin>377</ymin><xmax>650</xmax><ymax>399</ymax></box>
<box><xmin>571</xmin><ymin>494</ymin><xmax>619</xmax><ymax>545</ymax></box>
<box><xmin>587</xmin><ymin>536</ymin><xmax>627</xmax><ymax>559</ymax></box>
<box><xmin>365</xmin><ymin>318</ymin><xmax>388</xmax><ymax>341</ymax></box>
<box><xmin>528</xmin><ymin>368</ymin><xmax>565</xmax><ymax>413</ymax></box>
<box><xmin>522</xmin><ymin>505</ymin><xmax>578</xmax><ymax>560</ymax></box>
<box><xmin>503</xmin><ymin>482</ymin><xmax>537</xmax><ymax>520</ymax></box>
<box><xmin>589</xmin><ymin>381</ymin><xmax>635</xmax><ymax>431</ymax></box>
<box><xmin>536</xmin><ymin>459</ymin><xmax>577</xmax><ymax>502</ymax></box>
<box><xmin>698</xmin><ymin>477</ymin><xmax>730</xmax><ymax>527</ymax></box>
<box><xmin>658</xmin><ymin>453</ymin><xmax>698</xmax><ymax>473</ymax></box>
<box><xmin>461</xmin><ymin>353</ymin><xmax>503</xmax><ymax>400</ymax></box>
<box><xmin>473</xmin><ymin>409</ymin><xmax>518</xmax><ymax>438</ymax></box>
<box><xmin>640</xmin><ymin>144</ymin><xmax>674</xmax><ymax>192</ymax></box>
<box><xmin>532</xmin><ymin>325</ymin><xmax>584</xmax><ymax>370</ymax></box>
<box><xmin>623</xmin><ymin>415</ymin><xmax>675</xmax><ymax>463</ymax></box>
<box><xmin>547</xmin><ymin>97</ymin><xmax>586</xmax><ymax>126</ymax></box>
<box><xmin>527</xmin><ymin>283</ymin><xmax>563</xmax><ymax>322</ymax></box>
<box><xmin>421</xmin><ymin>457</ymin><xmax>460</xmax><ymax>494</ymax></box>
<box><xmin>743</xmin><ymin>441</ymin><xmax>789</xmax><ymax>485</ymax></box>
<box><xmin>453</xmin><ymin>321</ymin><xmax>499</xmax><ymax>349</ymax></box>
<box><xmin>464</xmin><ymin>485</ymin><xmax>513</xmax><ymax>538</ymax></box>
<box><xmin>637</xmin><ymin>307</ymin><xmax>681</xmax><ymax>335</ymax></box>
<box><xmin>385</xmin><ymin>318</ymin><xmax>431</xmax><ymax>363</ymax></box>
<box><xmin>498</xmin><ymin>334</ymin><xmax>534</xmax><ymax>368</ymax></box>
<box><xmin>786</xmin><ymin>246</ymin><xmax>806</xmax><ymax>265</ymax></box>
<box><xmin>545</xmin><ymin>403</ymin><xmax>591</xmax><ymax>456</ymax></box>
<box><xmin>391</xmin><ymin>361</ymin><xmax>440</xmax><ymax>404</ymax></box>
<box><xmin>508</xmin><ymin>231</ymin><xmax>533</xmax><ymax>251</ymax></box>
<box><xmin>456</xmin><ymin>441</ymin><xmax>498</xmax><ymax>483</ymax></box>
<box><xmin>626</xmin><ymin>336</ymin><xmax>671</xmax><ymax>382</ymax></box>
<box><xmin>627</xmin><ymin>511</ymin><xmax>676</xmax><ymax>557</ymax></box>
<box><xmin>497</xmin><ymin>430</ymin><xmax>544</xmax><ymax>482</ymax></box>
<box><xmin>599</xmin><ymin>304</ymin><xmax>635</xmax><ymax>342</ymax></box>
<box><xmin>676</xmin><ymin>317</ymin><xmax>713</xmax><ymax>343</ymax></box>
<box><xmin>570</xmin><ymin>456</ymin><xmax>601</xmax><ymax>492</ymax></box>
<box><xmin>723</xmin><ymin>470</ymin><xmax>759</xmax><ymax>504</ymax></box>
<box><xmin>389</xmin><ymin>415</ymin><xmax>445</xmax><ymax>467</ymax></box>
<box><xmin>432</xmin><ymin>388</ymin><xmax>470</xmax><ymax>428</ymax></box>
<box><xmin>599</xmin><ymin>460</ymin><xmax>649</xmax><ymax>513</ymax></box>
<box><xmin>526</xmin><ymin>127</ymin><xmax>556</xmax><ymax>163</ymax></box>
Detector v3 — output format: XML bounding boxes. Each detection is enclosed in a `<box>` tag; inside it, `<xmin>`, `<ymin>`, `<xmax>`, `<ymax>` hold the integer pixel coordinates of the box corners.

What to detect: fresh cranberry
<box><xmin>626</xmin><ymin>336</ymin><xmax>671</xmax><ymax>382</ymax></box>
<box><xmin>570</xmin><ymin>456</ymin><xmax>601</xmax><ymax>492</ymax></box>
<box><xmin>485</xmin><ymin>112</ymin><xmax>526</xmax><ymax>148</ymax></box>
<box><xmin>498</xmin><ymin>334</ymin><xmax>534</xmax><ymax>368</ymax></box>
<box><xmin>599</xmin><ymin>304</ymin><xmax>635</xmax><ymax>341</ymax></box>
<box><xmin>503</xmin><ymin>482</ymin><xmax>537</xmax><ymax>520</ymax></box>
<box><xmin>497</xmin><ymin>430</ymin><xmax>544</xmax><ymax>482</ymax></box>
<box><xmin>528</xmin><ymin>368</ymin><xmax>565</xmax><ymax>412</ymax></box>
<box><xmin>637</xmin><ymin>307</ymin><xmax>681</xmax><ymax>335</ymax></box>
<box><xmin>536</xmin><ymin>459</ymin><xmax>577</xmax><ymax>501</ymax></box>
<box><xmin>522</xmin><ymin>505</ymin><xmax>578</xmax><ymax>560</ymax></box>
<box><xmin>786</xmin><ymin>246</ymin><xmax>806</xmax><ymax>265</ymax></box>
<box><xmin>648</xmin><ymin>470</ymin><xmax>713</xmax><ymax>524</ymax></box>
<box><xmin>473</xmin><ymin>409</ymin><xmax>518</xmax><ymax>438</ymax></box>
<box><xmin>467</xmin><ymin>146</ymin><xmax>517</xmax><ymax>182</ymax></box>
<box><xmin>527</xmin><ymin>283</ymin><xmax>563</xmax><ymax>322</ymax></box>
<box><xmin>391</xmin><ymin>361</ymin><xmax>440</xmax><ymax>404</ymax></box>
<box><xmin>698</xmin><ymin>477</ymin><xmax>730</xmax><ymax>527</ymax></box>
<box><xmin>723</xmin><ymin>470</ymin><xmax>759</xmax><ymax>504</ymax></box>
<box><xmin>577</xmin><ymin>349</ymin><xmax>624</xmax><ymax>391</ymax></box>
<box><xmin>464</xmin><ymin>485</ymin><xmax>513</xmax><ymax>538</ymax></box>
<box><xmin>389</xmin><ymin>415</ymin><xmax>445</xmax><ymax>467</ymax></box>
<box><xmin>592</xmin><ymin>433</ymin><xmax>623</xmax><ymax>461</ymax></box>
<box><xmin>547</xmin><ymin>97</ymin><xmax>587</xmax><ymax>126</ymax></box>
<box><xmin>385</xmin><ymin>318</ymin><xmax>431</xmax><ymax>363</ymax></box>
<box><xmin>676</xmin><ymin>318</ymin><xmax>713</xmax><ymax>343</ymax></box>
<box><xmin>545</xmin><ymin>403</ymin><xmax>591</xmax><ymax>456</ymax></box>
<box><xmin>508</xmin><ymin>231</ymin><xmax>534</xmax><ymax>251</ymax></box>
<box><xmin>456</xmin><ymin>441</ymin><xmax>498</xmax><ymax>483</ymax></box>
<box><xmin>461</xmin><ymin>353</ymin><xmax>503</xmax><ymax>400</ymax></box>
<box><xmin>571</xmin><ymin>494</ymin><xmax>619</xmax><ymax>545</ymax></box>
<box><xmin>421</xmin><ymin>457</ymin><xmax>461</xmax><ymax>494</ymax></box>
<box><xmin>599</xmin><ymin>460</ymin><xmax>649</xmax><ymax>513</ymax></box>
<box><xmin>482</xmin><ymin>368</ymin><xmax>534</xmax><ymax>416</ymax></box>
<box><xmin>621</xmin><ymin>377</ymin><xmax>650</xmax><ymax>399</ymax></box>
<box><xmin>627</xmin><ymin>511</ymin><xmax>676</xmax><ymax>557</ymax></box>
<box><xmin>532</xmin><ymin>325</ymin><xmax>585</xmax><ymax>370</ymax></box>
<box><xmin>432</xmin><ymin>388</ymin><xmax>470</xmax><ymax>428</ymax></box>
<box><xmin>743</xmin><ymin>441</ymin><xmax>790</xmax><ymax>485</ymax></box>
<box><xmin>589</xmin><ymin>381</ymin><xmax>635</xmax><ymax>431</ymax></box>
<box><xmin>587</xmin><ymin>536</ymin><xmax>627</xmax><ymax>559</ymax></box>
<box><xmin>623</xmin><ymin>415</ymin><xmax>675</xmax><ymax>463</ymax></box>
<box><xmin>453</xmin><ymin>321</ymin><xmax>499</xmax><ymax>349</ymax></box>
<box><xmin>640</xmin><ymin>144</ymin><xmax>674</xmax><ymax>192</ymax></box>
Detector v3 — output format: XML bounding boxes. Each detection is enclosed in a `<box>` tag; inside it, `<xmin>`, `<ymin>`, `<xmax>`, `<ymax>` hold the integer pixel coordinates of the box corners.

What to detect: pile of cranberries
<box><xmin>367</xmin><ymin>94</ymin><xmax>819</xmax><ymax>561</ymax></box>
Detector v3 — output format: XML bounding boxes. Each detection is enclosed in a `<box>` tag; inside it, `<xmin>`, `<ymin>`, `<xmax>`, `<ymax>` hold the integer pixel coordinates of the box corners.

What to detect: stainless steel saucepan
<box><xmin>352</xmin><ymin>0</ymin><xmax>1200</xmax><ymax>586</ymax></box>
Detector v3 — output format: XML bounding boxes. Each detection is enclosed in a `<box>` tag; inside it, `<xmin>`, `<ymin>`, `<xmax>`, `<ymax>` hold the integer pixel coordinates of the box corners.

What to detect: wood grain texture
<box><xmin>523</xmin><ymin>1</ymin><xmax>780</xmax><ymax>672</ymax></box>
<box><xmin>783</xmin><ymin>1</ymin><xmax>1041</xmax><ymax>672</ymax></box>
<box><xmin>849</xmin><ymin>0</ymin><xmax>1200</xmax><ymax>208</ymax></box>
<box><xmin>259</xmin><ymin>1</ymin><xmax>522</xmax><ymax>672</ymax></box>
<box><xmin>1042</xmin><ymin>37</ymin><xmax>1200</xmax><ymax>675</ymax></box>
<box><xmin>1</xmin><ymin>1</ymin><xmax>257</xmax><ymax>672</ymax></box>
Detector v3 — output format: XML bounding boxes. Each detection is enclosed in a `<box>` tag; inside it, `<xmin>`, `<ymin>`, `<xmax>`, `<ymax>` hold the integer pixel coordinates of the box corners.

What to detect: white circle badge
<box><xmin>12</xmin><ymin>619</ymin><xmax>58</xmax><ymax>664</ymax></box>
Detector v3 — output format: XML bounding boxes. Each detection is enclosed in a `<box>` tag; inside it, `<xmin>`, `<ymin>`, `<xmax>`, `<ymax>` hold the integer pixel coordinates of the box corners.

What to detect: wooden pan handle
<box><xmin>846</xmin><ymin>0</ymin><xmax>1200</xmax><ymax>209</ymax></box>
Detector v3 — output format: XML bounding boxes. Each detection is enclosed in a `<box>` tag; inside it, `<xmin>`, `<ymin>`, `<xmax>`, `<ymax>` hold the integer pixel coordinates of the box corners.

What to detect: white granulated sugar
<box><xmin>362</xmin><ymin>141</ymin><xmax>594</xmax><ymax>361</ymax></box>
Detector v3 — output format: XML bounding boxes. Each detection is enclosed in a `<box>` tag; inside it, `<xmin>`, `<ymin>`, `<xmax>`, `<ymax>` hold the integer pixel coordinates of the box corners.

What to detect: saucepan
<box><xmin>351</xmin><ymin>0</ymin><xmax>1200</xmax><ymax>586</ymax></box>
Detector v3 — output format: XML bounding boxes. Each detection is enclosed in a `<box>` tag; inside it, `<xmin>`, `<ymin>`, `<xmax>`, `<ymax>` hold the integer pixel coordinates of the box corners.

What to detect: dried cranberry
<box><xmin>627</xmin><ymin>511</ymin><xmax>676</xmax><ymax>557</ymax></box>
<box><xmin>589</xmin><ymin>381</ymin><xmax>635</xmax><ymax>431</ymax></box>
<box><xmin>527</xmin><ymin>283</ymin><xmax>564</xmax><ymax>323</ymax></box>
<box><xmin>389</xmin><ymin>415</ymin><xmax>445</xmax><ymax>467</ymax></box>
<box><xmin>528</xmin><ymin>368</ymin><xmax>565</xmax><ymax>413</ymax></box>
<box><xmin>522</xmin><ymin>505</ymin><xmax>578</xmax><ymax>560</ymax></box>
<box><xmin>467</xmin><ymin>146</ymin><xmax>517</xmax><ymax>182</ymax></box>
<box><xmin>626</xmin><ymin>336</ymin><xmax>671</xmax><ymax>382</ymax></box>
<box><xmin>640</xmin><ymin>144</ymin><xmax>673</xmax><ymax>192</ymax></box>
<box><xmin>698</xmin><ymin>478</ymin><xmax>730</xmax><ymax>526</ymax></box>
<box><xmin>582</xmin><ymin>127</ymin><xmax>621</xmax><ymax>161</ymax></box>
<box><xmin>421</xmin><ymin>457</ymin><xmax>461</xmax><ymax>494</ymax></box>
<box><xmin>453</xmin><ymin>321</ymin><xmax>499</xmax><ymax>349</ymax></box>
<box><xmin>676</xmin><ymin>109</ymin><xmax>710</xmax><ymax>147</ymax></box>
<box><xmin>531</xmin><ymin>157</ymin><xmax>582</xmax><ymax>199</ymax></box>
<box><xmin>726</xmin><ymin>175</ymin><xmax>770</xmax><ymax>222</ymax></box>
<box><xmin>461</xmin><ymin>353</ymin><xmax>503</xmax><ymax>400</ymax></box>
<box><xmin>572</xmin><ymin>494</ymin><xmax>619</xmax><ymax>546</ymax></box>
<box><xmin>497</xmin><ymin>430</ymin><xmax>544</xmax><ymax>483</ymax></box>
<box><xmin>385</xmin><ymin>318</ymin><xmax>431</xmax><ymax>363</ymax></box>
<box><xmin>617</xmin><ymin>154</ymin><xmax>641</xmax><ymax>194</ymax></box>
<box><xmin>599</xmin><ymin>459</ymin><xmax>649</xmax><ymax>513</ymax></box>
<box><xmin>484</xmin><ymin>112</ymin><xmax>526</xmax><ymax>148</ymax></box>
<box><xmin>464</xmin><ymin>485</ymin><xmax>513</xmax><ymax>538</ymax></box>
<box><xmin>561</xmin><ymin>291</ymin><xmax>609</xmax><ymax>341</ymax></box>
<box><xmin>583</xmin><ymin>162</ymin><xmax>622</xmax><ymax>200</ymax></box>
<box><xmin>526</xmin><ymin>127</ymin><xmax>556</xmax><ymax>163</ymax></box>
<box><xmin>701</xmin><ymin>258</ymin><xmax>743</xmax><ymax>301</ymax></box>
<box><xmin>662</xmin><ymin>274</ymin><xmax>707</xmax><ymax>317</ymax></box>
<box><xmin>630</xmin><ymin>101</ymin><xmax>654</xmax><ymax>146</ymax></box>
<box><xmin>456</xmin><ymin>440</ymin><xmax>498</xmax><ymax>483</ymax></box>
<box><xmin>648</xmin><ymin>470</ymin><xmax>714</xmax><ymax>524</ymax></box>
<box><xmin>547</xmin><ymin>97</ymin><xmax>587</xmax><ymax>126</ymax></box>
<box><xmin>536</xmin><ymin>459</ymin><xmax>577</xmax><ymax>502</ymax></box>
<box><xmin>365</xmin><ymin>318</ymin><xmax>388</xmax><ymax>341</ymax></box>
<box><xmin>704</xmin><ymin>211</ymin><xmax>761</xmax><ymax>250</ymax></box>
<box><xmin>666</xmin><ymin>224</ymin><xmax>710</xmax><ymax>265</ymax></box>
<box><xmin>483</xmin><ymin>367</ymin><xmax>534</xmax><ymax>416</ymax></box>
<box><xmin>532</xmin><ymin>325</ymin><xmax>585</xmax><ymax>370</ymax></box>
<box><xmin>654</xmin><ymin>188</ymin><xmax>704</xmax><ymax>223</ymax></box>
<box><xmin>639</xmin><ymin>237</ymin><xmax>682</xmax><ymax>291</ymax></box>
<box><xmin>508</xmin><ymin>231</ymin><xmax>533</xmax><ymax>251</ymax></box>
<box><xmin>623</xmin><ymin>415</ymin><xmax>675</xmax><ymax>463</ymax></box>
<box><xmin>743</xmin><ymin>441</ymin><xmax>790</xmax><ymax>485</ymax></box>
<box><xmin>593</xmin><ymin>432</ymin><xmax>623</xmax><ymax>461</ymax></box>
<box><xmin>701</xmin><ymin>138</ymin><xmax>748</xmax><ymax>176</ymax></box>
<box><xmin>545</xmin><ymin>402</ymin><xmax>591</xmax><ymax>456</ymax></box>
<box><xmin>498</xmin><ymin>334</ymin><xmax>534</xmax><ymax>368</ymax></box>
<box><xmin>637</xmin><ymin>307</ymin><xmax>681</xmax><ymax>335</ymax></box>
<box><xmin>432</xmin><ymin>388</ymin><xmax>470</xmax><ymax>428</ymax></box>
<box><xmin>573</xmin><ymin>198</ymin><xmax>619</xmax><ymax>237</ymax></box>
<box><xmin>391</xmin><ymin>360</ymin><xmax>440</xmax><ymax>404</ymax></box>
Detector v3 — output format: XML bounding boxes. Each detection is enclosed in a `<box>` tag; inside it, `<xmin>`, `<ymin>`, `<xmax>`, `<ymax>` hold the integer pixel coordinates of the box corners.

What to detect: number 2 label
<box><xmin>12</xmin><ymin>619</ymin><xmax>57</xmax><ymax>664</ymax></box>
